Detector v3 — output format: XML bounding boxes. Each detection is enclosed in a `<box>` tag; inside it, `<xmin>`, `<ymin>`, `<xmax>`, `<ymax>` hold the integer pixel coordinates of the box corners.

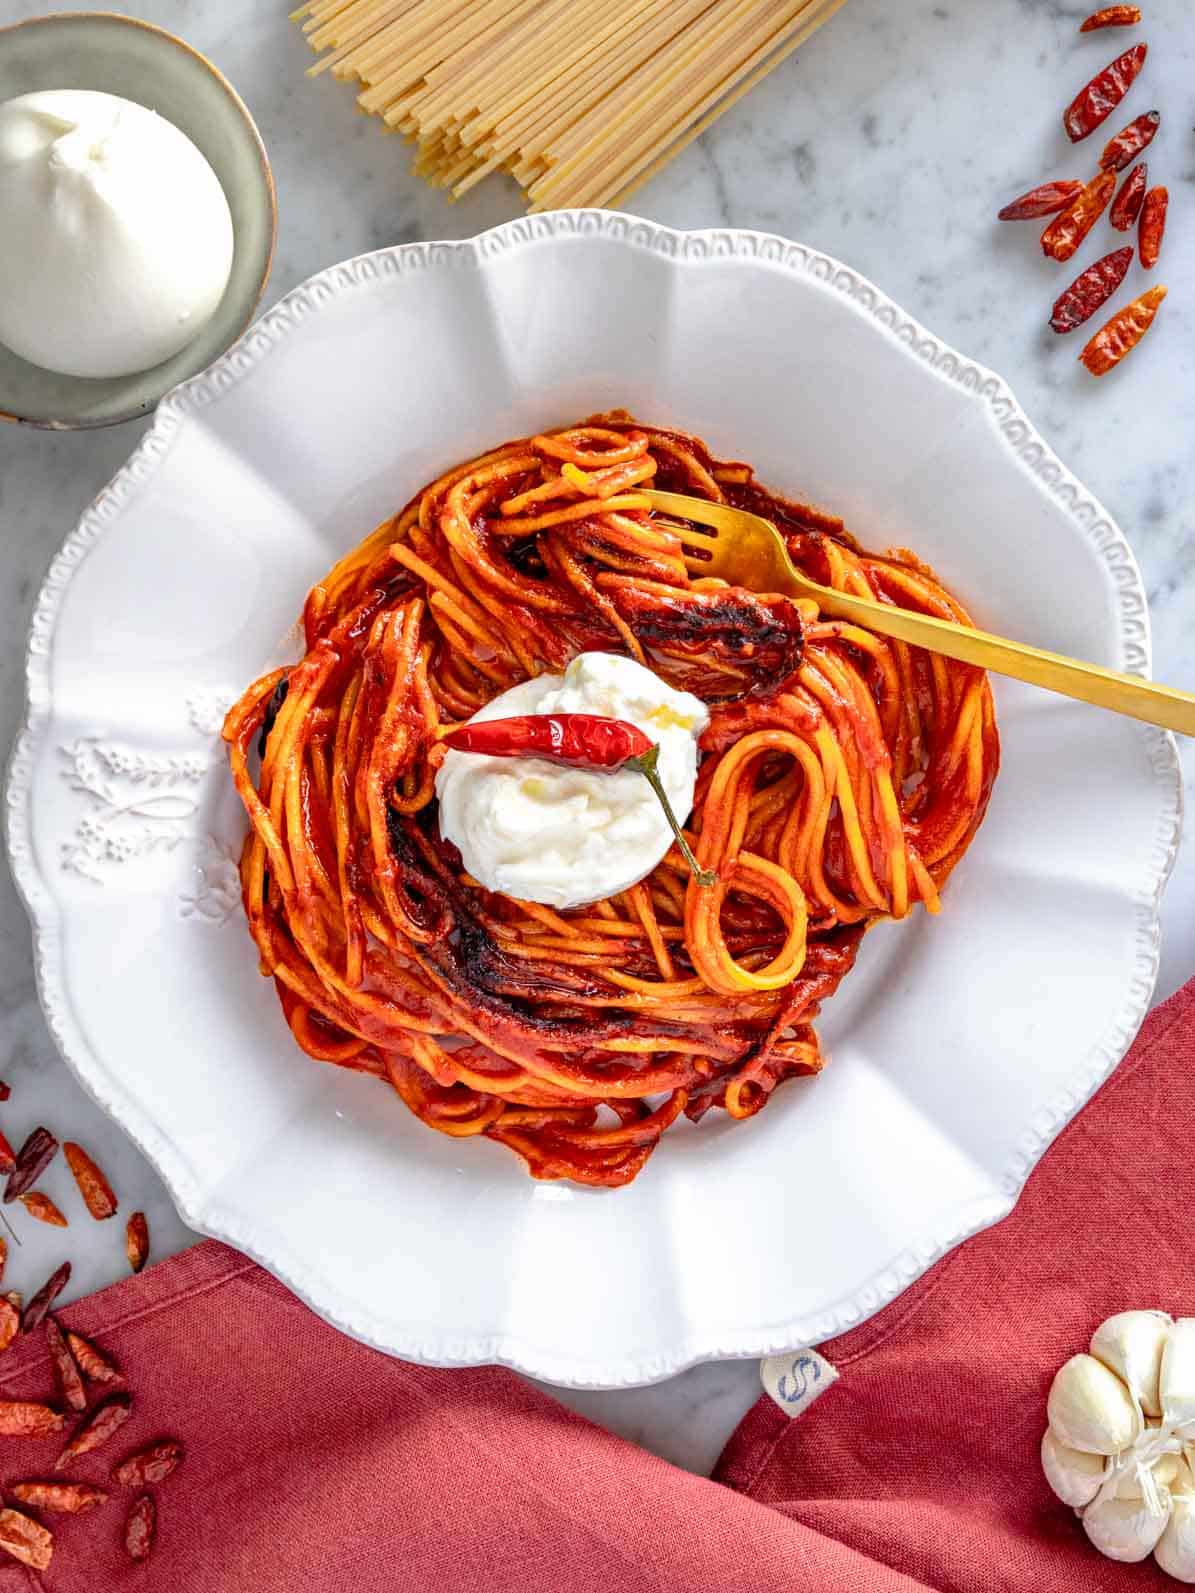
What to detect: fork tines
<box><xmin>653</xmin><ymin>516</ymin><xmax>719</xmax><ymax>571</ymax></box>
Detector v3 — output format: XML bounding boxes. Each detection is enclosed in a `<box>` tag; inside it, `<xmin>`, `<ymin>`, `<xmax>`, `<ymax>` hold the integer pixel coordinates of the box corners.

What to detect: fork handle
<box><xmin>814</xmin><ymin>584</ymin><xmax>1195</xmax><ymax>737</ymax></box>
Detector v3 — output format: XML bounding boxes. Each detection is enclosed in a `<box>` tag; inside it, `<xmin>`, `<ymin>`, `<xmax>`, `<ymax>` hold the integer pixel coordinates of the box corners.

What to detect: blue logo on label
<box><xmin>776</xmin><ymin>1353</ymin><xmax>821</xmax><ymax>1404</ymax></box>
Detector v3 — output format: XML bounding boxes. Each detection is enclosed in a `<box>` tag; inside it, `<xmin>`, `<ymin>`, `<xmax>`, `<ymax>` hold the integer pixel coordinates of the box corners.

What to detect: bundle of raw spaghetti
<box><xmin>291</xmin><ymin>0</ymin><xmax>848</xmax><ymax>211</ymax></box>
<box><xmin>224</xmin><ymin>415</ymin><xmax>998</xmax><ymax>1187</ymax></box>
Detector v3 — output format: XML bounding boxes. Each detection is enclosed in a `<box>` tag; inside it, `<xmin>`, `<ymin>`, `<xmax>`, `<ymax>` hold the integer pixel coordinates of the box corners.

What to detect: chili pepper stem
<box><xmin>628</xmin><ymin>747</ymin><xmax>716</xmax><ymax>889</ymax></box>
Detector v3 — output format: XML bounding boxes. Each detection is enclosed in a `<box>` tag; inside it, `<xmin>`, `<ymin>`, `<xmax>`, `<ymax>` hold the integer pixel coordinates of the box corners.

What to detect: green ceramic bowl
<box><xmin>0</xmin><ymin>11</ymin><xmax>276</xmax><ymax>429</ymax></box>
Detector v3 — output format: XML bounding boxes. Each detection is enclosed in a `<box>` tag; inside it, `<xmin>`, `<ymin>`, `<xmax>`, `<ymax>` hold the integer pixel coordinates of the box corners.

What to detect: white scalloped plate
<box><xmin>6</xmin><ymin>214</ymin><xmax>1182</xmax><ymax>1388</ymax></box>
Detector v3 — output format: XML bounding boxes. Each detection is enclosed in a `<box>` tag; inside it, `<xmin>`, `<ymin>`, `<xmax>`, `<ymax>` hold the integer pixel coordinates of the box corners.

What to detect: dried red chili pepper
<box><xmin>4</xmin><ymin>1127</ymin><xmax>58</xmax><ymax>1203</ymax></box>
<box><xmin>4</xmin><ymin>1292</ymin><xmax>20</xmax><ymax>1312</ymax></box>
<box><xmin>62</xmin><ymin>1141</ymin><xmax>118</xmax><ymax>1221</ymax></box>
<box><xmin>0</xmin><ymin>1298</ymin><xmax>18</xmax><ymax>1355</ymax></box>
<box><xmin>1050</xmin><ymin>247</ymin><xmax>1134</xmax><ymax>334</ymax></box>
<box><xmin>446</xmin><ymin>714</ymin><xmax>651</xmax><ymax>767</ymax></box>
<box><xmin>22</xmin><ymin>1261</ymin><xmax>71</xmax><ymax>1335</ymax></box>
<box><xmin>10</xmin><ymin>1481</ymin><xmax>107</xmax><ymax>1514</ymax></box>
<box><xmin>19</xmin><ymin>1192</ymin><xmax>67</xmax><ymax>1227</ymax></box>
<box><xmin>54</xmin><ymin>1392</ymin><xmax>132</xmax><ymax>1470</ymax></box>
<box><xmin>1063</xmin><ymin>43</ymin><xmax>1147</xmax><ymax>141</ymax></box>
<box><xmin>113</xmin><ymin>1439</ymin><xmax>184</xmax><ymax>1488</ymax></box>
<box><xmin>0</xmin><ymin>1132</ymin><xmax>18</xmax><ymax>1178</ymax></box>
<box><xmin>1080</xmin><ymin>5</ymin><xmax>1142</xmax><ymax>27</ymax></box>
<box><xmin>126</xmin><ymin>1210</ymin><xmax>149</xmax><ymax>1273</ymax></box>
<box><xmin>1110</xmin><ymin>162</ymin><xmax>1148</xmax><ymax>230</ymax></box>
<box><xmin>1139</xmin><ymin>185</ymin><xmax>1168</xmax><ymax>268</ymax></box>
<box><xmin>0</xmin><ymin>1508</ymin><xmax>52</xmax><ymax>1571</ymax></box>
<box><xmin>125</xmin><ymin>1493</ymin><xmax>155</xmax><ymax>1562</ymax></box>
<box><xmin>1080</xmin><ymin>284</ymin><xmax>1167</xmax><ymax>375</ymax></box>
<box><xmin>443</xmin><ymin>716</ymin><xmax>715</xmax><ymax>886</ymax></box>
<box><xmin>997</xmin><ymin>179</ymin><xmax>1083</xmax><ymax>220</ymax></box>
<box><xmin>0</xmin><ymin>1083</ymin><xmax>11</xmax><ymax>1102</ymax></box>
<box><xmin>0</xmin><ymin>1236</ymin><xmax>7</xmax><ymax>1287</ymax></box>
<box><xmin>0</xmin><ymin>1402</ymin><xmax>65</xmax><ymax>1437</ymax></box>
<box><xmin>45</xmin><ymin>1317</ymin><xmax>86</xmax><ymax>1412</ymax></box>
<box><xmin>1041</xmin><ymin>170</ymin><xmax>1117</xmax><ymax>261</ymax></box>
<box><xmin>1100</xmin><ymin>110</ymin><xmax>1160</xmax><ymax>170</ymax></box>
<box><xmin>65</xmin><ymin>1329</ymin><xmax>123</xmax><ymax>1385</ymax></box>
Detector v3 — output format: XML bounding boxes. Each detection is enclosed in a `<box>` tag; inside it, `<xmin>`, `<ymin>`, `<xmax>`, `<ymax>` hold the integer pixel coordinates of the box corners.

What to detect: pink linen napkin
<box><xmin>0</xmin><ymin>979</ymin><xmax>1190</xmax><ymax>1590</ymax></box>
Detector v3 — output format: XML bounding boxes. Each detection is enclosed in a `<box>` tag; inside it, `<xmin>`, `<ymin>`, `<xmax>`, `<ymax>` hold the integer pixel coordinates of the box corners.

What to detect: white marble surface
<box><xmin>1</xmin><ymin>0</ymin><xmax>1192</xmax><ymax>1481</ymax></box>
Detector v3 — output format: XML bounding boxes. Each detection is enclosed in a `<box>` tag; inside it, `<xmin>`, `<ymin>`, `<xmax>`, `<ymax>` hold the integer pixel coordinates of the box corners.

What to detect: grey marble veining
<box><xmin>1</xmin><ymin>0</ymin><xmax>1192</xmax><ymax>1477</ymax></box>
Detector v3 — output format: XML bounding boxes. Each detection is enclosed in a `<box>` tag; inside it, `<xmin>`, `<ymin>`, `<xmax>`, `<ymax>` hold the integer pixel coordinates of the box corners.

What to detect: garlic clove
<box><xmin>1091</xmin><ymin>1310</ymin><xmax>1172</xmax><ymax>1419</ymax></box>
<box><xmin>1175</xmin><ymin>1456</ymin><xmax>1195</xmax><ymax>1496</ymax></box>
<box><xmin>1041</xmin><ymin>1428</ymin><xmax>1107</xmax><ymax>1507</ymax></box>
<box><xmin>1048</xmin><ymin>1353</ymin><xmax>1142</xmax><ymax>1455</ymax></box>
<box><xmin>1156</xmin><ymin>1453</ymin><xmax>1182</xmax><ymax>1491</ymax></box>
<box><xmin>1101</xmin><ymin>1451</ymin><xmax>1182</xmax><ymax>1523</ymax></box>
<box><xmin>1083</xmin><ymin>1494</ymin><xmax>1171</xmax><ymax>1562</ymax></box>
<box><xmin>1111</xmin><ymin>1469</ymin><xmax>1149</xmax><ymax>1500</ymax></box>
<box><xmin>1109</xmin><ymin>1457</ymin><xmax>1179</xmax><ymax>1499</ymax></box>
<box><xmin>1162</xmin><ymin>1320</ymin><xmax>1195</xmax><ymax>1429</ymax></box>
<box><xmin>1155</xmin><ymin>1494</ymin><xmax>1195</xmax><ymax>1583</ymax></box>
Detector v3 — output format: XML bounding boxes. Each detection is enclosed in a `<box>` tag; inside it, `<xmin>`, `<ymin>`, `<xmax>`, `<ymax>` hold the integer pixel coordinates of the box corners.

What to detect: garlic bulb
<box><xmin>1043</xmin><ymin>1310</ymin><xmax>1195</xmax><ymax>1582</ymax></box>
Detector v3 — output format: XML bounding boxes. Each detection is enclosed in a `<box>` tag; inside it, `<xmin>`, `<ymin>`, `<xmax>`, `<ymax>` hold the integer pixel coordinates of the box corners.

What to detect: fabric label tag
<box><xmin>760</xmin><ymin>1347</ymin><xmax>839</xmax><ymax>1418</ymax></box>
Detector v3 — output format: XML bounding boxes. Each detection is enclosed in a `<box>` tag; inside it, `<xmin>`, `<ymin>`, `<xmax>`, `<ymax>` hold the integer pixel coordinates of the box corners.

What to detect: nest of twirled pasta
<box><xmin>224</xmin><ymin>415</ymin><xmax>998</xmax><ymax>1186</ymax></box>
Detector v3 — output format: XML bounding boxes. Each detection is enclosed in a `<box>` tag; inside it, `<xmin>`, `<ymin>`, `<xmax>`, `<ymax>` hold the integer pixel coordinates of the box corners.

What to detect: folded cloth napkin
<box><xmin>2</xmin><ymin>980</ymin><xmax>1190</xmax><ymax>1591</ymax></box>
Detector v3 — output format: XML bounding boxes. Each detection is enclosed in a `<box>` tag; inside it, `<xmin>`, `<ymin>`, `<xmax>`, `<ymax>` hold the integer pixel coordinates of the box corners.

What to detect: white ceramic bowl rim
<box><xmin>5</xmin><ymin>211</ymin><xmax>1183</xmax><ymax>1388</ymax></box>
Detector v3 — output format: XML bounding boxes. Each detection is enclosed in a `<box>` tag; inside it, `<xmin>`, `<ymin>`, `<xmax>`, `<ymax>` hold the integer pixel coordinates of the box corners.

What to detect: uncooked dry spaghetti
<box><xmin>224</xmin><ymin>417</ymin><xmax>998</xmax><ymax>1186</ymax></box>
<box><xmin>291</xmin><ymin>0</ymin><xmax>847</xmax><ymax>211</ymax></box>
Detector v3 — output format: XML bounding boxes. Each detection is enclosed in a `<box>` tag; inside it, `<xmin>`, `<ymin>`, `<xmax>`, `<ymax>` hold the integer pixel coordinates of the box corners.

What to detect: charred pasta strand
<box><xmin>225</xmin><ymin>417</ymin><xmax>999</xmax><ymax>1186</ymax></box>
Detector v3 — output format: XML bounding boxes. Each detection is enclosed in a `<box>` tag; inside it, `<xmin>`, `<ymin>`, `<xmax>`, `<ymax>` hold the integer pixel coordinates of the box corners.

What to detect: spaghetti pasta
<box><xmin>224</xmin><ymin>416</ymin><xmax>998</xmax><ymax>1186</ymax></box>
<box><xmin>291</xmin><ymin>0</ymin><xmax>848</xmax><ymax>211</ymax></box>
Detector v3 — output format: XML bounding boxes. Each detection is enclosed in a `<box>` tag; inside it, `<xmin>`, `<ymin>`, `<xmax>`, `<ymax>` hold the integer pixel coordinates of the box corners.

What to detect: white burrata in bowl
<box><xmin>0</xmin><ymin>90</ymin><xmax>235</xmax><ymax>379</ymax></box>
<box><xmin>436</xmin><ymin>652</ymin><xmax>709</xmax><ymax>909</ymax></box>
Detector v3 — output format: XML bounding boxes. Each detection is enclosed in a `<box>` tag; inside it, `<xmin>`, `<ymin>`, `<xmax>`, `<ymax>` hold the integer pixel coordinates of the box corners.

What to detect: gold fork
<box><xmin>643</xmin><ymin>488</ymin><xmax>1195</xmax><ymax>738</ymax></box>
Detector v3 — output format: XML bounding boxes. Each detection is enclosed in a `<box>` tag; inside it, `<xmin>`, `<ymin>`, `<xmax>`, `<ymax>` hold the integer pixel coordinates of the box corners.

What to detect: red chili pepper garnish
<box><xmin>1050</xmin><ymin>247</ymin><xmax>1134</xmax><ymax>334</ymax></box>
<box><xmin>1040</xmin><ymin>170</ymin><xmax>1117</xmax><ymax>261</ymax></box>
<box><xmin>1099</xmin><ymin>110</ymin><xmax>1159</xmax><ymax>171</ymax></box>
<box><xmin>1079</xmin><ymin>284</ymin><xmax>1167</xmax><ymax>375</ymax></box>
<box><xmin>1110</xmin><ymin>162</ymin><xmax>1148</xmax><ymax>230</ymax></box>
<box><xmin>1080</xmin><ymin>5</ymin><xmax>1142</xmax><ymax>29</ymax></box>
<box><xmin>997</xmin><ymin>180</ymin><xmax>1083</xmax><ymax>221</ymax></box>
<box><xmin>445</xmin><ymin>714</ymin><xmax>652</xmax><ymax>770</ymax></box>
<box><xmin>443</xmin><ymin>714</ymin><xmax>715</xmax><ymax>887</ymax></box>
<box><xmin>1063</xmin><ymin>43</ymin><xmax>1147</xmax><ymax>142</ymax></box>
<box><xmin>1139</xmin><ymin>185</ymin><xmax>1168</xmax><ymax>269</ymax></box>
